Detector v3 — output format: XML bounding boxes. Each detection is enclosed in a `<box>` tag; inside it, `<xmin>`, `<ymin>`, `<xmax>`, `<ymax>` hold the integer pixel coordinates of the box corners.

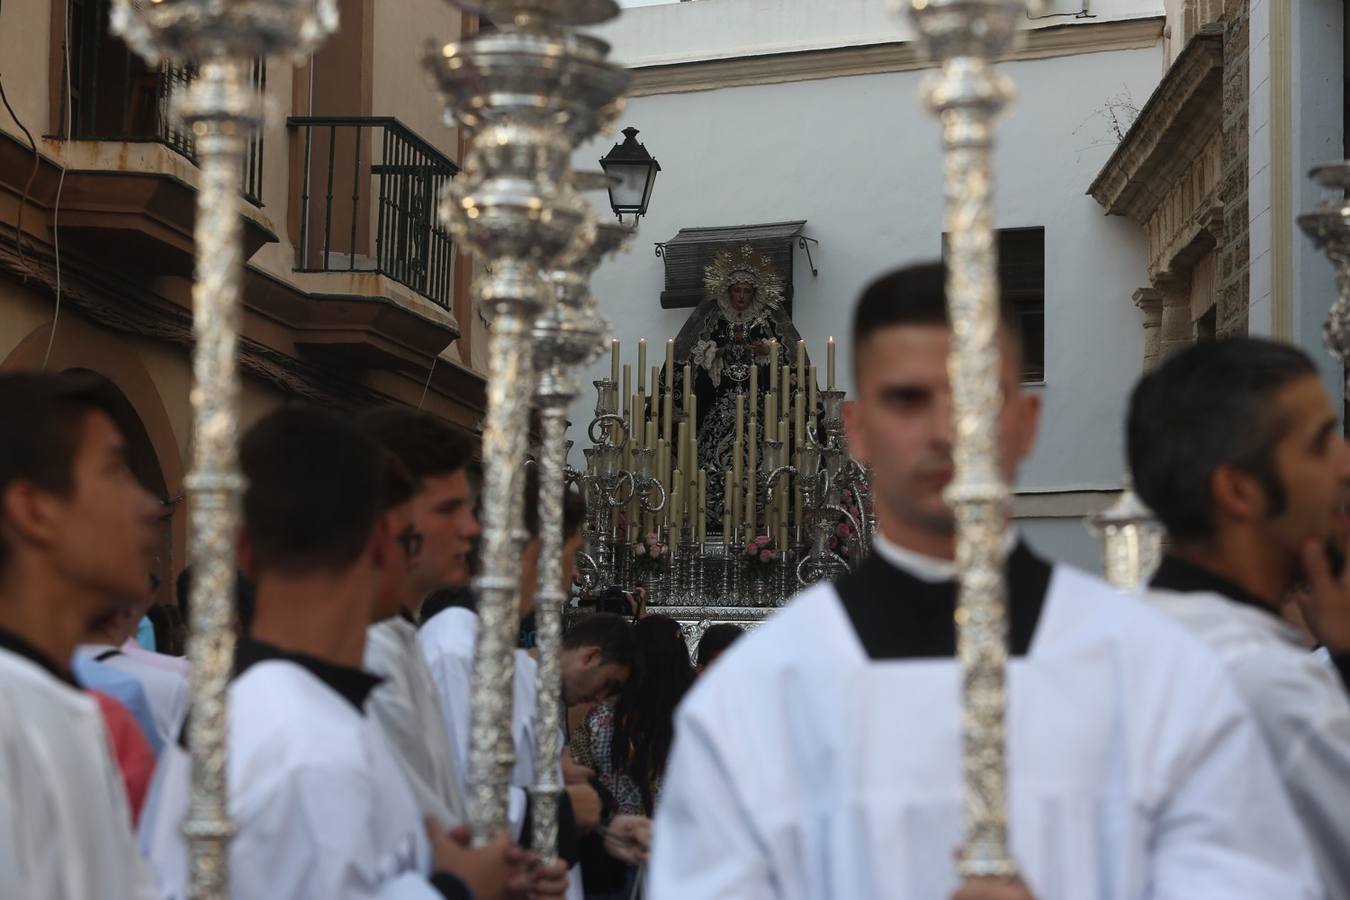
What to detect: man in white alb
<box><xmin>648</xmin><ymin>263</ymin><xmax>1323</xmax><ymax>900</ymax></box>
<box><xmin>1129</xmin><ymin>337</ymin><xmax>1350</xmax><ymax>899</ymax></box>
<box><xmin>0</xmin><ymin>372</ymin><xmax>161</xmax><ymax>899</ymax></box>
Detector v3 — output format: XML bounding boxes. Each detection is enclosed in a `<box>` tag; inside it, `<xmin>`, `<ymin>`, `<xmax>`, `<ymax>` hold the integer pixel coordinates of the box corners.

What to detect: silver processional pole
<box><xmin>424</xmin><ymin>0</ymin><xmax>628</xmax><ymax>843</ymax></box>
<box><xmin>109</xmin><ymin>1</ymin><xmax>337</xmax><ymax>897</ymax></box>
<box><xmin>902</xmin><ymin>0</ymin><xmax>1028</xmax><ymax>879</ymax></box>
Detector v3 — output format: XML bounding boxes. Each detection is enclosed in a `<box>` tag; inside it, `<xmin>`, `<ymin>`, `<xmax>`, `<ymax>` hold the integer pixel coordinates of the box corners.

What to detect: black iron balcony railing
<box><xmin>65</xmin><ymin>0</ymin><xmax>267</xmax><ymax>207</ymax></box>
<box><xmin>291</xmin><ymin>117</ymin><xmax>459</xmax><ymax>310</ymax></box>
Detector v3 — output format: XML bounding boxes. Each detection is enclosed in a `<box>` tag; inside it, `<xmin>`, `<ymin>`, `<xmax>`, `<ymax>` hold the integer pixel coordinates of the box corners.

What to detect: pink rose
<box><xmin>744</xmin><ymin>543</ymin><xmax>757</xmax><ymax>555</ymax></box>
<box><xmin>634</xmin><ymin>543</ymin><xmax>647</xmax><ymax>557</ymax></box>
<box><xmin>755</xmin><ymin>534</ymin><xmax>770</xmax><ymax>547</ymax></box>
<box><xmin>836</xmin><ymin>523</ymin><xmax>851</xmax><ymax>539</ymax></box>
<box><xmin>759</xmin><ymin>550</ymin><xmax>773</xmax><ymax>562</ymax></box>
<box><xmin>646</xmin><ymin>532</ymin><xmax>659</xmax><ymax>545</ymax></box>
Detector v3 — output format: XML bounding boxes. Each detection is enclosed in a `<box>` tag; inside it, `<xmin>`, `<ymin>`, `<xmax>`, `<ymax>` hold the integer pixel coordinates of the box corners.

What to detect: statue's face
<box><xmin>729</xmin><ymin>281</ymin><xmax>755</xmax><ymax>312</ymax></box>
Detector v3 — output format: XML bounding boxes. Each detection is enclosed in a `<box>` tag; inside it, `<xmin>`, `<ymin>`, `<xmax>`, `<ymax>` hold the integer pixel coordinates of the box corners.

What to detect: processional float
<box><xmin>110</xmin><ymin>0</ymin><xmax>338</xmax><ymax>896</ymax></box>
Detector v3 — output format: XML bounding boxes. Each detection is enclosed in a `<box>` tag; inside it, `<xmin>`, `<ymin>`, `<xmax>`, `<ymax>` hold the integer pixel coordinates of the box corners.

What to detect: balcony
<box><xmin>291</xmin><ymin>117</ymin><xmax>459</xmax><ymax>310</ymax></box>
<box><xmin>65</xmin><ymin>0</ymin><xmax>267</xmax><ymax>205</ymax></box>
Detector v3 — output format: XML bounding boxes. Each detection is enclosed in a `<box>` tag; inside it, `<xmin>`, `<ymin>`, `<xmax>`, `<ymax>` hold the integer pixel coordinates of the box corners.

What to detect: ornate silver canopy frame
<box><xmin>425</xmin><ymin>0</ymin><xmax>628</xmax><ymax>843</ymax></box>
<box><xmin>110</xmin><ymin>1</ymin><xmax>338</xmax><ymax>896</ymax></box>
<box><xmin>1089</xmin><ymin>481</ymin><xmax>1164</xmax><ymax>589</ymax></box>
<box><xmin>902</xmin><ymin>0</ymin><xmax>1028</xmax><ymax>879</ymax></box>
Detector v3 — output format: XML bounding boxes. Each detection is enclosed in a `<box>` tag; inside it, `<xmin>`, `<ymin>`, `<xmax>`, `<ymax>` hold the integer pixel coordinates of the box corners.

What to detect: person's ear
<box><xmin>842</xmin><ymin>395</ymin><xmax>868</xmax><ymax>466</ymax></box>
<box><xmin>236</xmin><ymin>528</ymin><xmax>256</xmax><ymax>578</ymax></box>
<box><xmin>1017</xmin><ymin>390</ymin><xmax>1042</xmax><ymax>460</ymax></box>
<box><xmin>1</xmin><ymin>480</ymin><xmax>62</xmax><ymax>549</ymax></box>
<box><xmin>583</xmin><ymin>645</ymin><xmax>601</xmax><ymax>668</ymax></box>
<box><xmin>1211</xmin><ymin>465</ymin><xmax>1268</xmax><ymax>524</ymax></box>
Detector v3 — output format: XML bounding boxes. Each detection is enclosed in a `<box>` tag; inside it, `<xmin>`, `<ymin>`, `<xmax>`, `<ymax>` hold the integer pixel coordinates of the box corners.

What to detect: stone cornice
<box><xmin>627</xmin><ymin>17</ymin><xmax>1164</xmax><ymax>98</ymax></box>
<box><xmin>1087</xmin><ymin>28</ymin><xmax>1224</xmax><ymax>222</ymax></box>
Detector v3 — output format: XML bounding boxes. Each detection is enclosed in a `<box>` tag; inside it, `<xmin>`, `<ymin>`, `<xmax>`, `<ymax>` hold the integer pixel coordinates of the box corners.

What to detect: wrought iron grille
<box><xmin>291</xmin><ymin>117</ymin><xmax>459</xmax><ymax>309</ymax></box>
<box><xmin>65</xmin><ymin>0</ymin><xmax>266</xmax><ymax>206</ymax></box>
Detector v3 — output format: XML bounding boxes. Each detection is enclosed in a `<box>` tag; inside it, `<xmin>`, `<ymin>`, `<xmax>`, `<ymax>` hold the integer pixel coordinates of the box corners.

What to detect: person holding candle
<box><xmin>649</xmin><ymin>263</ymin><xmax>1320</xmax><ymax>899</ymax></box>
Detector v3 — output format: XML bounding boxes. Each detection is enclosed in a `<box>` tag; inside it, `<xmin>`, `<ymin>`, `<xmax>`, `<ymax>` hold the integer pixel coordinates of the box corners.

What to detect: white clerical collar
<box><xmin>871</xmin><ymin>531</ymin><xmax>1019</xmax><ymax>583</ymax></box>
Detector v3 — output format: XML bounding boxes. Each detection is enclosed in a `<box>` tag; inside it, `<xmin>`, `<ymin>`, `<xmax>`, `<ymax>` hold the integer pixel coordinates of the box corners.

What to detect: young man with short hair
<box><xmin>144</xmin><ymin>408</ymin><xmax>524</xmax><ymax>900</ymax></box>
<box><xmin>1131</xmin><ymin>337</ymin><xmax>1350</xmax><ymax>898</ymax></box>
<box><xmin>420</xmin><ymin>465</ymin><xmax>632</xmax><ymax>897</ymax></box>
<box><xmin>0</xmin><ymin>371</ymin><xmax>162</xmax><ymax>898</ymax></box>
<box><xmin>649</xmin><ymin>263</ymin><xmax>1321</xmax><ymax>899</ymax></box>
<box><xmin>359</xmin><ymin>408</ymin><xmax>477</xmax><ymax>832</ymax></box>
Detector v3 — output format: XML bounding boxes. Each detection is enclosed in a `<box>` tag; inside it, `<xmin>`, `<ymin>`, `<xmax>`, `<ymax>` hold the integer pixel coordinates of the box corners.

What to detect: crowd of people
<box><xmin>4</xmin><ymin>259</ymin><xmax>1350</xmax><ymax>899</ymax></box>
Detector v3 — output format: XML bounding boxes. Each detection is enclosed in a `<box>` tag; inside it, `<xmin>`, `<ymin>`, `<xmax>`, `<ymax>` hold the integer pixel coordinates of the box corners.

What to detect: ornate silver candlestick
<box><xmin>1299</xmin><ymin>163</ymin><xmax>1350</xmax><ymax>360</ymax></box>
<box><xmin>1089</xmin><ymin>481</ymin><xmax>1164</xmax><ymax>589</ymax></box>
<box><xmin>426</xmin><ymin>0</ymin><xmax>627</xmax><ymax>843</ymax></box>
<box><xmin>110</xmin><ymin>2</ymin><xmax>336</xmax><ymax>896</ymax></box>
<box><xmin>904</xmin><ymin>0</ymin><xmax>1027</xmax><ymax>879</ymax></box>
<box><xmin>529</xmin><ymin>217</ymin><xmax>631</xmax><ymax>863</ymax></box>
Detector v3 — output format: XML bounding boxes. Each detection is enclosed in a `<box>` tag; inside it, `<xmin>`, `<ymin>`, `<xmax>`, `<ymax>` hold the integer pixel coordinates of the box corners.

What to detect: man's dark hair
<box><xmin>696</xmin><ymin>623</ymin><xmax>744</xmax><ymax>668</ymax></box>
<box><xmin>1127</xmin><ymin>338</ymin><xmax>1319</xmax><ymax>542</ymax></box>
<box><xmin>379</xmin><ymin>451</ymin><xmax>416</xmax><ymax>513</ymax></box>
<box><xmin>521</xmin><ymin>465</ymin><xmax>586</xmax><ymax>540</ymax></box>
<box><xmin>241</xmin><ymin>408</ymin><xmax>384</xmax><ymax>575</ymax></box>
<box><xmin>851</xmin><ymin>262</ymin><xmax>1021</xmax><ymax>377</ymax></box>
<box><xmin>0</xmin><ymin>372</ymin><xmax>128</xmax><ymax>568</ymax></box>
<box><xmin>357</xmin><ymin>407</ymin><xmax>476</xmax><ymax>483</ymax></box>
<box><xmin>563</xmin><ymin>612</ymin><xmax>638</xmax><ymax>669</ymax></box>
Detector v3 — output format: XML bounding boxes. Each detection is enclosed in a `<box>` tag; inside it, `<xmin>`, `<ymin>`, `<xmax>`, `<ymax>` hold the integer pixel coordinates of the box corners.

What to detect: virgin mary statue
<box><xmin>669</xmin><ymin>243</ymin><xmax>807</xmax><ymax>526</ymax></box>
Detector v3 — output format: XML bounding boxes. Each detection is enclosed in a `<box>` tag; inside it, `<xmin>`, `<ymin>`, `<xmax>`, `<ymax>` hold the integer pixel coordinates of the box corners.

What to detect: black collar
<box><xmin>419</xmin><ymin>587</ymin><xmax>477</xmax><ymax>626</ymax></box>
<box><xmin>834</xmin><ymin>542</ymin><xmax>1052</xmax><ymax>660</ymax></box>
<box><xmin>1150</xmin><ymin>555</ymin><xmax>1283</xmax><ymax>621</ymax></box>
<box><xmin>397</xmin><ymin>608</ymin><xmax>417</xmax><ymax>626</ymax></box>
<box><xmin>0</xmin><ymin>627</ymin><xmax>80</xmax><ymax>689</ymax></box>
<box><xmin>234</xmin><ymin>637</ymin><xmax>383</xmax><ymax>714</ymax></box>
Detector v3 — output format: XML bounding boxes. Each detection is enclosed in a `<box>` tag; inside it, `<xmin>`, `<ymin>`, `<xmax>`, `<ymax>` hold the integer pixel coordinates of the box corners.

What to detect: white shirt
<box><xmin>649</xmin><ymin>556</ymin><xmax>1322</xmax><ymax>899</ymax></box>
<box><xmin>78</xmin><ymin>643</ymin><xmax>188</xmax><ymax>748</ymax></box>
<box><xmin>365</xmin><ymin>615</ymin><xmax>468</xmax><ymax>829</ymax></box>
<box><xmin>1150</xmin><ymin>584</ymin><xmax>1350</xmax><ymax>899</ymax></box>
<box><xmin>0</xmin><ymin>642</ymin><xmax>158</xmax><ymax>900</ymax></box>
<box><xmin>142</xmin><ymin>655</ymin><xmax>444</xmax><ymax>900</ymax></box>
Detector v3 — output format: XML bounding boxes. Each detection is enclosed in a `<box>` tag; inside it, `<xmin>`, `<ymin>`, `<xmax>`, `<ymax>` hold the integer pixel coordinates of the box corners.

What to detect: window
<box><xmin>942</xmin><ymin>226</ymin><xmax>1046</xmax><ymax>383</ymax></box>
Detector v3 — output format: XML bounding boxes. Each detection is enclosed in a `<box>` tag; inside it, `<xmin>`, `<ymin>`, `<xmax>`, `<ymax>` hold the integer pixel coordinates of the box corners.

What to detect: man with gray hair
<box><xmin>1131</xmin><ymin>337</ymin><xmax>1350</xmax><ymax>899</ymax></box>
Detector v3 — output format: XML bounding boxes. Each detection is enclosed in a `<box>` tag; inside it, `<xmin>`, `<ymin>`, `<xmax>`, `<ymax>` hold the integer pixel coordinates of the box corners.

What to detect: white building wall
<box><xmin>568</xmin><ymin>28</ymin><xmax>1165</xmax><ymax>572</ymax></box>
<box><xmin>1248</xmin><ymin>0</ymin><xmax>1343</xmax><ymax>407</ymax></box>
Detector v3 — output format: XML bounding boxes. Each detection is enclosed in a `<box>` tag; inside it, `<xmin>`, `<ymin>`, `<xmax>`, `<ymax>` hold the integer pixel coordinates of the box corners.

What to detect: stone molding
<box><xmin>627</xmin><ymin>17</ymin><xmax>1164</xmax><ymax>98</ymax></box>
<box><xmin>1087</xmin><ymin>28</ymin><xmax>1224</xmax><ymax>223</ymax></box>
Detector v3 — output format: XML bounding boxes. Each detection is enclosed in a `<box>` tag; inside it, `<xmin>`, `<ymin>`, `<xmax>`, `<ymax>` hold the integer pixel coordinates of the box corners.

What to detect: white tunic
<box><xmin>0</xmin><ymin>644</ymin><xmax>157</xmax><ymax>900</ymax></box>
<box><xmin>420</xmin><ymin>606</ymin><xmax>584</xmax><ymax>900</ymax></box>
<box><xmin>142</xmin><ymin>658</ymin><xmax>443</xmax><ymax>900</ymax></box>
<box><xmin>365</xmin><ymin>616</ymin><xmax>468</xmax><ymax>828</ymax></box>
<box><xmin>649</xmin><ymin>565</ymin><xmax>1323</xmax><ymax>899</ymax></box>
<box><xmin>78</xmin><ymin>643</ymin><xmax>189</xmax><ymax>748</ymax></box>
<box><xmin>419</xmin><ymin>606</ymin><xmax>536</xmax><ymax>836</ymax></box>
<box><xmin>1150</xmin><ymin>586</ymin><xmax>1350</xmax><ymax>899</ymax></box>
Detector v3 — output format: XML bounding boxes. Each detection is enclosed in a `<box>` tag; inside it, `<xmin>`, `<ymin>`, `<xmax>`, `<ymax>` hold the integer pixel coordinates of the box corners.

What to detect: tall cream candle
<box><xmin>749</xmin><ymin>364</ymin><xmax>758</xmax><ymax>403</ymax></box>
<box><xmin>683</xmin><ymin>363</ymin><xmax>693</xmax><ymax>414</ymax></box>
<box><xmin>611</xmin><ymin>339</ymin><xmax>620</xmax><ymax>384</ymax></box>
<box><xmin>781</xmin><ymin>365</ymin><xmax>791</xmax><ymax>418</ymax></box>
<box><xmin>665</xmin><ymin>339</ymin><xmax>675</xmax><ymax>390</ymax></box>
<box><xmin>722</xmin><ymin>469</ymin><xmax>734</xmax><ymax>545</ymax></box>
<box><xmin>637</xmin><ymin>338</ymin><xmax>647</xmax><ymax>393</ymax></box>
<box><xmin>826</xmin><ymin>336</ymin><xmax>836</xmax><ymax>390</ymax></box>
<box><xmin>662</xmin><ymin>389</ymin><xmax>673</xmax><ymax>445</ymax></box>
<box><xmin>697</xmin><ymin>469</ymin><xmax>707</xmax><ymax>544</ymax></box>
<box><xmin>794</xmin><ymin>392</ymin><xmax>805</xmax><ymax>447</ymax></box>
<box><xmin>795</xmin><ymin>340</ymin><xmax>806</xmax><ymax>394</ymax></box>
<box><xmin>669</xmin><ymin>470</ymin><xmax>682</xmax><ymax>529</ymax></box>
<box><xmin>731</xmin><ymin>438</ymin><xmax>743</xmax><ymax>537</ymax></box>
<box><xmin>808</xmin><ymin>365</ymin><xmax>818</xmax><ymax>421</ymax></box>
<box><xmin>767</xmin><ymin>340</ymin><xmax>779</xmax><ymax>392</ymax></box>
<box><xmin>622</xmin><ymin>364</ymin><xmax>631</xmax><ymax>419</ymax></box>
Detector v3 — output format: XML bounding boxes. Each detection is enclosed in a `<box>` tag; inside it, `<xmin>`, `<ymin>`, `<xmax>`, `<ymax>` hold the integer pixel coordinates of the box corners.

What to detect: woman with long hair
<box><xmin>610</xmin><ymin>615</ymin><xmax>695</xmax><ymax>814</ymax></box>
